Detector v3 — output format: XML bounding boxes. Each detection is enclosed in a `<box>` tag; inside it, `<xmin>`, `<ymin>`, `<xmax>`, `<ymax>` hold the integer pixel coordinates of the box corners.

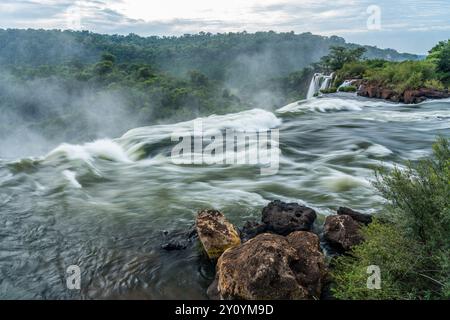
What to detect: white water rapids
<box><xmin>0</xmin><ymin>95</ymin><xmax>449</xmax><ymax>299</ymax></box>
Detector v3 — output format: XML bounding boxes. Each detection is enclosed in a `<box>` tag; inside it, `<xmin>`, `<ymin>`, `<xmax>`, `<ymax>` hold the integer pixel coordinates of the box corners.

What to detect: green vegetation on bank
<box><xmin>328</xmin><ymin>40</ymin><xmax>450</xmax><ymax>93</ymax></box>
<box><xmin>332</xmin><ymin>137</ymin><xmax>450</xmax><ymax>300</ymax></box>
<box><xmin>0</xmin><ymin>30</ymin><xmax>424</xmax><ymax>148</ymax></box>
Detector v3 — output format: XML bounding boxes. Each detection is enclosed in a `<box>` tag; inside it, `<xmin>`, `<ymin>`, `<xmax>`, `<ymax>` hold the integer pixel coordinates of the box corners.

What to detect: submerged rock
<box><xmin>211</xmin><ymin>232</ymin><xmax>326</xmax><ymax>300</ymax></box>
<box><xmin>196</xmin><ymin>209</ymin><xmax>241</xmax><ymax>259</ymax></box>
<box><xmin>161</xmin><ymin>226</ymin><xmax>197</xmax><ymax>251</ymax></box>
<box><xmin>323</xmin><ymin>215</ymin><xmax>364</xmax><ymax>251</ymax></box>
<box><xmin>337</xmin><ymin>207</ymin><xmax>372</xmax><ymax>225</ymax></box>
<box><xmin>261</xmin><ymin>200</ymin><xmax>316</xmax><ymax>236</ymax></box>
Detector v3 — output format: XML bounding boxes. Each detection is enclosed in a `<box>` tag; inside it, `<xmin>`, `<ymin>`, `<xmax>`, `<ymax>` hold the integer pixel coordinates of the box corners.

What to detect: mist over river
<box><xmin>0</xmin><ymin>95</ymin><xmax>449</xmax><ymax>299</ymax></box>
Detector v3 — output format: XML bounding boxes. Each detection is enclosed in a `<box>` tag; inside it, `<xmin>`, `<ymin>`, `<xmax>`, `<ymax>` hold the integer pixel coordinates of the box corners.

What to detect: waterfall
<box><xmin>307</xmin><ymin>73</ymin><xmax>334</xmax><ymax>99</ymax></box>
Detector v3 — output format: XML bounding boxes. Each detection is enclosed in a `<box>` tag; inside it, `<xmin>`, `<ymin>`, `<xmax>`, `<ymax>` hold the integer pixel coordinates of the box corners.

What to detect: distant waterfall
<box><xmin>307</xmin><ymin>73</ymin><xmax>334</xmax><ymax>99</ymax></box>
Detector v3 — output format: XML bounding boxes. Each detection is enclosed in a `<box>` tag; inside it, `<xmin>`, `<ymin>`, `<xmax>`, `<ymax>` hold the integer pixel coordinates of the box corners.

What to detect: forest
<box><xmin>0</xmin><ymin>29</ymin><xmax>420</xmax><ymax>157</ymax></box>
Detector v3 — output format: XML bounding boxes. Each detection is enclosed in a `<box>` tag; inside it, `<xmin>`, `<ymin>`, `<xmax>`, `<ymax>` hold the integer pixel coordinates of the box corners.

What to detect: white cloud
<box><xmin>0</xmin><ymin>0</ymin><xmax>448</xmax><ymax>53</ymax></box>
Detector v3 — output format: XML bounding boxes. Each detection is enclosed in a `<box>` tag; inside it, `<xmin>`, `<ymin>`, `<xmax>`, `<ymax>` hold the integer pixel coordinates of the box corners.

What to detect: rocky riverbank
<box><xmin>182</xmin><ymin>200</ymin><xmax>374</xmax><ymax>300</ymax></box>
<box><xmin>357</xmin><ymin>81</ymin><xmax>449</xmax><ymax>104</ymax></box>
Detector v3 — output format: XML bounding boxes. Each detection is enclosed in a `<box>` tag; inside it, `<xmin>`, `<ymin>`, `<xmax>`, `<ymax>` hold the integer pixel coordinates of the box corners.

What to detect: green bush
<box><xmin>338</xmin><ymin>85</ymin><xmax>357</xmax><ymax>92</ymax></box>
<box><xmin>320</xmin><ymin>87</ymin><xmax>337</xmax><ymax>94</ymax></box>
<box><xmin>332</xmin><ymin>137</ymin><xmax>450</xmax><ymax>300</ymax></box>
<box><xmin>427</xmin><ymin>40</ymin><xmax>450</xmax><ymax>84</ymax></box>
<box><xmin>333</xmin><ymin>61</ymin><xmax>367</xmax><ymax>86</ymax></box>
<box><xmin>364</xmin><ymin>60</ymin><xmax>438</xmax><ymax>92</ymax></box>
<box><xmin>331</xmin><ymin>220</ymin><xmax>424</xmax><ymax>300</ymax></box>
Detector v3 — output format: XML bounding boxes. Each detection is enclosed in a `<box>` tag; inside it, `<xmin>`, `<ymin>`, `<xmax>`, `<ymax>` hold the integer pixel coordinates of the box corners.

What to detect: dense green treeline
<box><xmin>0</xmin><ymin>29</ymin><xmax>420</xmax><ymax>82</ymax></box>
<box><xmin>326</xmin><ymin>40</ymin><xmax>450</xmax><ymax>93</ymax></box>
<box><xmin>0</xmin><ymin>29</ymin><xmax>423</xmax><ymax>157</ymax></box>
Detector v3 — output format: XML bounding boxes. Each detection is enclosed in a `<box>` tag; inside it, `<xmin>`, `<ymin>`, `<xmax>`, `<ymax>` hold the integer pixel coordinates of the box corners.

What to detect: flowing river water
<box><xmin>0</xmin><ymin>95</ymin><xmax>449</xmax><ymax>299</ymax></box>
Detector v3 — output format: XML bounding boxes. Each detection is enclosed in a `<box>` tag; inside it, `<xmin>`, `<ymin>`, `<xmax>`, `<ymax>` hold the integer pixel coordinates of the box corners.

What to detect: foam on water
<box><xmin>277</xmin><ymin>96</ymin><xmax>396</xmax><ymax>113</ymax></box>
<box><xmin>365</xmin><ymin>144</ymin><xmax>393</xmax><ymax>157</ymax></box>
<box><xmin>63</xmin><ymin>170</ymin><xmax>82</xmax><ymax>189</ymax></box>
<box><xmin>46</xmin><ymin>139</ymin><xmax>132</xmax><ymax>165</ymax></box>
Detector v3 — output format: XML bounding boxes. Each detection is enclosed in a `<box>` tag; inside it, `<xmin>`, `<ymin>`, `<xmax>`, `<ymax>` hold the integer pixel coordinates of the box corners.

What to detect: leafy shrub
<box><xmin>428</xmin><ymin>40</ymin><xmax>450</xmax><ymax>83</ymax></box>
<box><xmin>320</xmin><ymin>87</ymin><xmax>337</xmax><ymax>94</ymax></box>
<box><xmin>333</xmin><ymin>137</ymin><xmax>450</xmax><ymax>300</ymax></box>
<box><xmin>424</xmin><ymin>79</ymin><xmax>445</xmax><ymax>91</ymax></box>
<box><xmin>338</xmin><ymin>85</ymin><xmax>357</xmax><ymax>92</ymax></box>
<box><xmin>364</xmin><ymin>60</ymin><xmax>438</xmax><ymax>92</ymax></box>
<box><xmin>333</xmin><ymin>61</ymin><xmax>367</xmax><ymax>86</ymax></box>
<box><xmin>331</xmin><ymin>220</ymin><xmax>424</xmax><ymax>300</ymax></box>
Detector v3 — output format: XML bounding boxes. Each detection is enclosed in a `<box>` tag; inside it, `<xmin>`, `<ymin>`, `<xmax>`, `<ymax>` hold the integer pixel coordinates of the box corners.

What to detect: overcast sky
<box><xmin>0</xmin><ymin>0</ymin><xmax>449</xmax><ymax>54</ymax></box>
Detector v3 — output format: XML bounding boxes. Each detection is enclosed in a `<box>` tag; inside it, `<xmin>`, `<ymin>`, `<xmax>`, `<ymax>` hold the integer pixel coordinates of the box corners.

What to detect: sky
<box><xmin>0</xmin><ymin>0</ymin><xmax>449</xmax><ymax>54</ymax></box>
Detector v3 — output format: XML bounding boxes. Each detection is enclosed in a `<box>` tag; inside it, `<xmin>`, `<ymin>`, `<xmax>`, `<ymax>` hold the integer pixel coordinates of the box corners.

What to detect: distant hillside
<box><xmin>0</xmin><ymin>29</ymin><xmax>421</xmax><ymax>85</ymax></box>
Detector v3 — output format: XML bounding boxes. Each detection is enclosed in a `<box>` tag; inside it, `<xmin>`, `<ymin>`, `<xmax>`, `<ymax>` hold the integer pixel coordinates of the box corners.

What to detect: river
<box><xmin>0</xmin><ymin>94</ymin><xmax>449</xmax><ymax>299</ymax></box>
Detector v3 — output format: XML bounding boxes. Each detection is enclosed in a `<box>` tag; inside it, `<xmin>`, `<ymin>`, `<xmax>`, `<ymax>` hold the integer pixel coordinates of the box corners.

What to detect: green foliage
<box><xmin>374</xmin><ymin>137</ymin><xmax>450</xmax><ymax>248</ymax></box>
<box><xmin>338</xmin><ymin>85</ymin><xmax>357</xmax><ymax>92</ymax></box>
<box><xmin>427</xmin><ymin>40</ymin><xmax>450</xmax><ymax>84</ymax></box>
<box><xmin>333</xmin><ymin>137</ymin><xmax>450</xmax><ymax>300</ymax></box>
<box><xmin>101</xmin><ymin>53</ymin><xmax>116</xmax><ymax>64</ymax></box>
<box><xmin>319</xmin><ymin>46</ymin><xmax>367</xmax><ymax>72</ymax></box>
<box><xmin>320</xmin><ymin>87</ymin><xmax>337</xmax><ymax>94</ymax></box>
<box><xmin>333</xmin><ymin>61</ymin><xmax>367</xmax><ymax>85</ymax></box>
<box><xmin>364</xmin><ymin>60</ymin><xmax>440</xmax><ymax>92</ymax></box>
<box><xmin>331</xmin><ymin>220</ymin><xmax>424</xmax><ymax>300</ymax></box>
<box><xmin>94</xmin><ymin>60</ymin><xmax>114</xmax><ymax>75</ymax></box>
<box><xmin>0</xmin><ymin>29</ymin><xmax>420</xmax><ymax>80</ymax></box>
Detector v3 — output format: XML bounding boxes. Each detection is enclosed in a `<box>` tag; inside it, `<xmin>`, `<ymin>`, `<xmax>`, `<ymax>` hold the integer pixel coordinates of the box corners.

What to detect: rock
<box><xmin>323</xmin><ymin>215</ymin><xmax>364</xmax><ymax>251</ymax></box>
<box><xmin>261</xmin><ymin>200</ymin><xmax>316</xmax><ymax>236</ymax></box>
<box><xmin>161</xmin><ymin>226</ymin><xmax>197</xmax><ymax>251</ymax></box>
<box><xmin>337</xmin><ymin>207</ymin><xmax>372</xmax><ymax>225</ymax></box>
<box><xmin>358</xmin><ymin>80</ymin><xmax>450</xmax><ymax>104</ymax></box>
<box><xmin>196</xmin><ymin>209</ymin><xmax>241</xmax><ymax>259</ymax></box>
<box><xmin>286</xmin><ymin>232</ymin><xmax>327</xmax><ymax>298</ymax></box>
<box><xmin>403</xmin><ymin>88</ymin><xmax>449</xmax><ymax>104</ymax></box>
<box><xmin>381</xmin><ymin>88</ymin><xmax>394</xmax><ymax>100</ymax></box>
<box><xmin>239</xmin><ymin>220</ymin><xmax>267</xmax><ymax>242</ymax></box>
<box><xmin>211</xmin><ymin>233</ymin><xmax>326</xmax><ymax>300</ymax></box>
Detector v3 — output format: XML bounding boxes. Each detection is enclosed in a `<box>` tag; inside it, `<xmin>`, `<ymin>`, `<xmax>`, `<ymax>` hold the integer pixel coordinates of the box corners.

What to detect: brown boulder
<box><xmin>323</xmin><ymin>215</ymin><xmax>364</xmax><ymax>251</ymax></box>
<box><xmin>196</xmin><ymin>209</ymin><xmax>241</xmax><ymax>259</ymax></box>
<box><xmin>286</xmin><ymin>231</ymin><xmax>327</xmax><ymax>298</ymax></box>
<box><xmin>381</xmin><ymin>88</ymin><xmax>394</xmax><ymax>100</ymax></box>
<box><xmin>211</xmin><ymin>232</ymin><xmax>326</xmax><ymax>300</ymax></box>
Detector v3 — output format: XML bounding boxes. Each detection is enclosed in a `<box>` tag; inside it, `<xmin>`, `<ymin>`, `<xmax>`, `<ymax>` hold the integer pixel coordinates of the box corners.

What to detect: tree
<box><xmin>101</xmin><ymin>53</ymin><xmax>116</xmax><ymax>64</ymax></box>
<box><xmin>428</xmin><ymin>40</ymin><xmax>450</xmax><ymax>83</ymax></box>
<box><xmin>189</xmin><ymin>70</ymin><xmax>209</xmax><ymax>87</ymax></box>
<box><xmin>320</xmin><ymin>46</ymin><xmax>367</xmax><ymax>72</ymax></box>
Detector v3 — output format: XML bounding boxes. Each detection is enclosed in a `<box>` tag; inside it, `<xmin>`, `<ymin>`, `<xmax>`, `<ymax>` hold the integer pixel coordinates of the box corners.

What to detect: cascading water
<box><xmin>307</xmin><ymin>73</ymin><xmax>334</xmax><ymax>99</ymax></box>
<box><xmin>0</xmin><ymin>95</ymin><xmax>449</xmax><ymax>299</ymax></box>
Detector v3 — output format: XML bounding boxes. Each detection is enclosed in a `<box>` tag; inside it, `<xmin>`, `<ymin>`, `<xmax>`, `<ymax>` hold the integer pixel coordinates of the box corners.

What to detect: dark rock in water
<box><xmin>211</xmin><ymin>232</ymin><xmax>326</xmax><ymax>300</ymax></box>
<box><xmin>196</xmin><ymin>209</ymin><xmax>241</xmax><ymax>259</ymax></box>
<box><xmin>262</xmin><ymin>200</ymin><xmax>316</xmax><ymax>236</ymax></box>
<box><xmin>161</xmin><ymin>226</ymin><xmax>197</xmax><ymax>251</ymax></box>
<box><xmin>337</xmin><ymin>207</ymin><xmax>372</xmax><ymax>225</ymax></box>
<box><xmin>161</xmin><ymin>241</ymin><xmax>188</xmax><ymax>251</ymax></box>
<box><xmin>206</xmin><ymin>278</ymin><xmax>220</xmax><ymax>300</ymax></box>
<box><xmin>323</xmin><ymin>215</ymin><xmax>364</xmax><ymax>251</ymax></box>
<box><xmin>239</xmin><ymin>220</ymin><xmax>267</xmax><ymax>242</ymax></box>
